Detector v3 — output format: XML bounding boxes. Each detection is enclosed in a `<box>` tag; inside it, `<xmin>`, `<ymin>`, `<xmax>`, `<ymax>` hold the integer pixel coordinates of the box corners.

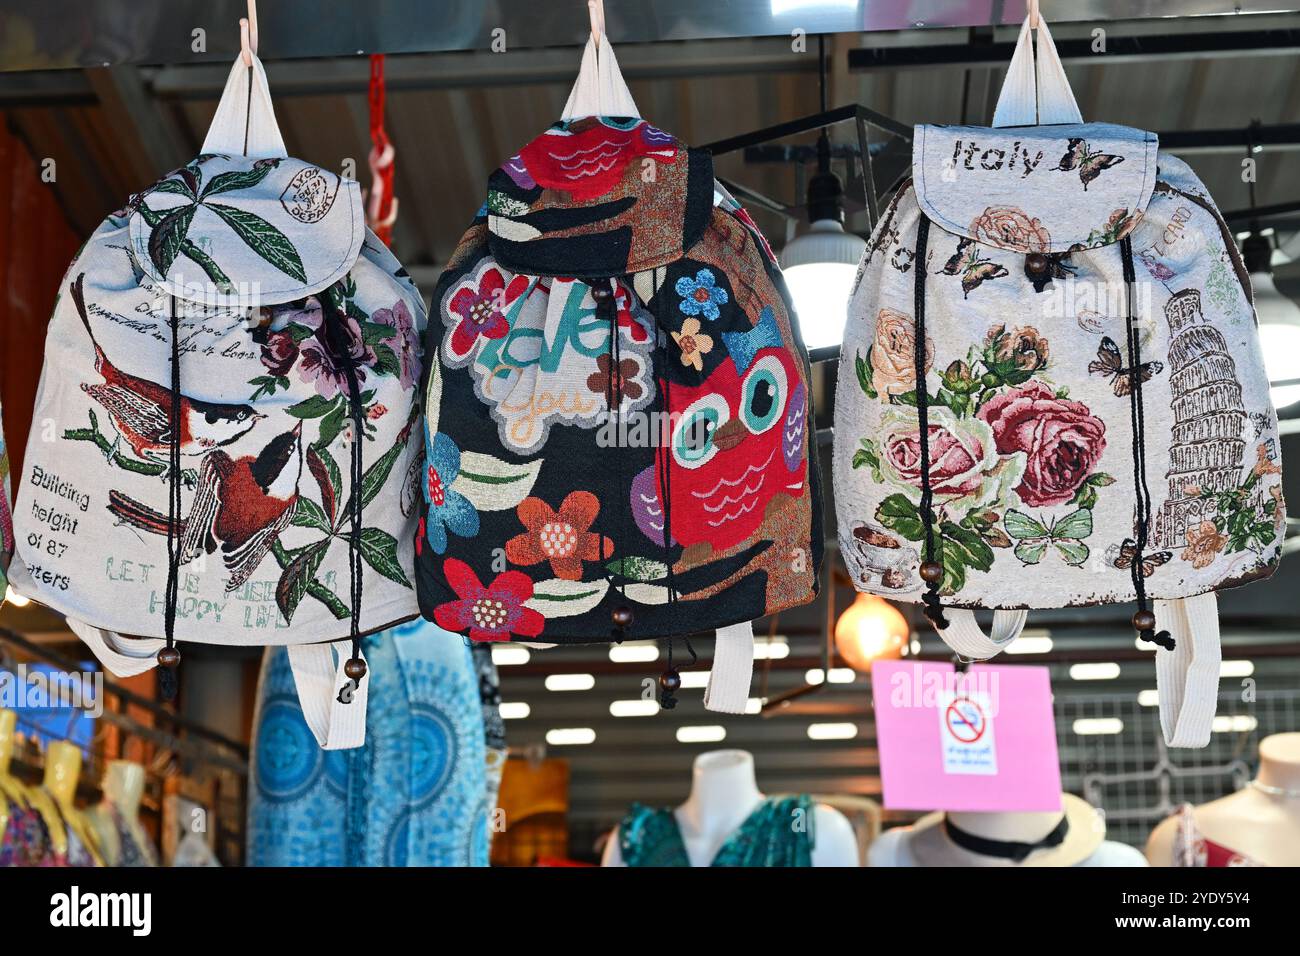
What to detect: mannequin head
<box><xmin>43</xmin><ymin>740</ymin><xmax>83</xmax><ymax>805</ymax></box>
<box><xmin>103</xmin><ymin>760</ymin><xmax>146</xmax><ymax>814</ymax></box>
<box><xmin>1257</xmin><ymin>732</ymin><xmax>1300</xmax><ymax>792</ymax></box>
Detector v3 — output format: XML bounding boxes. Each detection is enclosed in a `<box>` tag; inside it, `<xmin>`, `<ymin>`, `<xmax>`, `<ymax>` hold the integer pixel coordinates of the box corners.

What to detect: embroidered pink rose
<box><xmin>978</xmin><ymin>381</ymin><xmax>1107</xmax><ymax>507</ymax></box>
<box><xmin>880</xmin><ymin>407</ymin><xmax>1001</xmax><ymax>503</ymax></box>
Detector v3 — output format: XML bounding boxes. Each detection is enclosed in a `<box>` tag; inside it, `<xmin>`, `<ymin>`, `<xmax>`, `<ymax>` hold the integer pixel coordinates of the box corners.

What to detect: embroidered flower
<box><xmin>445</xmin><ymin>266</ymin><xmax>529</xmax><ymax>359</ymax></box>
<box><xmin>298</xmin><ymin>312</ymin><xmax>377</xmax><ymax>399</ymax></box>
<box><xmin>372</xmin><ymin>298</ymin><xmax>421</xmax><ymax>390</ymax></box>
<box><xmin>1253</xmin><ymin>443</ymin><xmax>1282</xmax><ymax>478</ymax></box>
<box><xmin>675</xmin><ymin>269</ymin><xmax>729</xmax><ymax>321</ymax></box>
<box><xmin>505</xmin><ymin>491</ymin><xmax>613</xmax><ymax>581</ymax></box>
<box><xmin>259</xmin><ymin>330</ymin><xmax>300</xmax><ymax>377</ymax></box>
<box><xmin>367</xmin><ymin>404</ymin><xmax>388</xmax><ymax>421</ymax></box>
<box><xmin>985</xmin><ymin>323</ymin><xmax>1049</xmax><ymax>372</ymax></box>
<box><xmin>1182</xmin><ymin>520</ymin><xmax>1227</xmax><ymax>570</ymax></box>
<box><xmin>970</xmin><ymin>206</ymin><xmax>1051</xmax><ymax>252</ymax></box>
<box><xmin>433</xmin><ymin>559</ymin><xmax>544</xmax><ymax>642</ymax></box>
<box><xmin>422</xmin><ymin>432</ymin><xmax>480</xmax><ymax>554</ymax></box>
<box><xmin>586</xmin><ymin>353</ymin><xmax>643</xmax><ymax>404</ymax></box>
<box><xmin>872</xmin><ymin>308</ymin><xmax>932</xmax><ymax>397</ymax></box>
<box><xmin>671</xmin><ymin>318</ymin><xmax>714</xmax><ymax>372</ymax></box>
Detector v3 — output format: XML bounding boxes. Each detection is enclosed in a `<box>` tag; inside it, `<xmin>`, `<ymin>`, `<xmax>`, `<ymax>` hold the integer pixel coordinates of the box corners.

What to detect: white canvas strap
<box><xmin>560</xmin><ymin>33</ymin><xmax>640</xmax><ymax>120</ymax></box>
<box><xmin>992</xmin><ymin>16</ymin><xmax>1083</xmax><ymax>128</ymax></box>
<box><xmin>286</xmin><ymin>640</ymin><xmax>369</xmax><ymax>751</ymax></box>
<box><xmin>703</xmin><ymin>621</ymin><xmax>754</xmax><ymax>714</ymax></box>
<box><xmin>1153</xmin><ymin>593</ymin><xmax>1221</xmax><ymax>749</ymax></box>
<box><xmin>201</xmin><ymin>52</ymin><xmax>288</xmax><ymax>158</ymax></box>
<box><xmin>935</xmin><ymin>608</ymin><xmax>1028</xmax><ymax>661</ymax></box>
<box><xmin>65</xmin><ymin>618</ymin><xmax>165</xmax><ymax>677</ymax></box>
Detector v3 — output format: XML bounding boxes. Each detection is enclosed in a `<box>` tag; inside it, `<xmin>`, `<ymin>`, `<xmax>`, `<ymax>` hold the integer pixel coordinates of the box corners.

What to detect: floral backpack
<box><xmin>416</xmin><ymin>31</ymin><xmax>822</xmax><ymax>712</ymax></box>
<box><xmin>9</xmin><ymin>51</ymin><xmax>425</xmax><ymax>749</ymax></box>
<box><xmin>833</xmin><ymin>15</ymin><xmax>1285</xmax><ymax>747</ymax></box>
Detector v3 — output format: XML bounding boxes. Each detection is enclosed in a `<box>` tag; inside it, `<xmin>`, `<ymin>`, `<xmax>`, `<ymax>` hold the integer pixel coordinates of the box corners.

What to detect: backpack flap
<box><xmin>128</xmin><ymin>53</ymin><xmax>364</xmax><ymax>309</ymax></box>
<box><xmin>912</xmin><ymin>122</ymin><xmax>1158</xmax><ymax>254</ymax></box>
<box><xmin>485</xmin><ymin>117</ymin><xmax>716</xmax><ymax>279</ymax></box>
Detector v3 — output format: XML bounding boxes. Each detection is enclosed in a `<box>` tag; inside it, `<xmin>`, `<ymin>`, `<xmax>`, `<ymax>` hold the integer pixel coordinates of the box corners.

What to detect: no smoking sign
<box><xmin>937</xmin><ymin>691</ymin><xmax>998</xmax><ymax>776</ymax></box>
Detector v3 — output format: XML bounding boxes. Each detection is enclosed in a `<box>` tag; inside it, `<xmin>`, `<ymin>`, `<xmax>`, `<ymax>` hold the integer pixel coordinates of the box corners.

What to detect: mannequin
<box><xmin>869</xmin><ymin>792</ymin><xmax>1148</xmax><ymax>867</ymax></box>
<box><xmin>27</xmin><ymin>740</ymin><xmax>103</xmax><ymax>866</ymax></box>
<box><xmin>88</xmin><ymin>760</ymin><xmax>158</xmax><ymax>866</ymax></box>
<box><xmin>602</xmin><ymin>749</ymin><xmax>860</xmax><ymax>867</ymax></box>
<box><xmin>1145</xmin><ymin>732</ymin><xmax>1300</xmax><ymax>867</ymax></box>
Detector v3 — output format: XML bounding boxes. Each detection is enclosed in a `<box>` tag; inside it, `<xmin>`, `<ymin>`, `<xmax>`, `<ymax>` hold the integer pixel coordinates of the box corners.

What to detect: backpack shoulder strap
<box><xmin>934</xmin><ymin>608</ymin><xmax>1028</xmax><ymax>661</ymax></box>
<box><xmin>1153</xmin><ymin>593</ymin><xmax>1221</xmax><ymax>748</ymax></box>
<box><xmin>703</xmin><ymin>621</ymin><xmax>754</xmax><ymax>714</ymax></box>
<box><xmin>286</xmin><ymin>641</ymin><xmax>369</xmax><ymax>751</ymax></box>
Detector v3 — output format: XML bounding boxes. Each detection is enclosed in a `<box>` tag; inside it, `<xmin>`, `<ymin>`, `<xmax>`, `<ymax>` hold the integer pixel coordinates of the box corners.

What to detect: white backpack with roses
<box><xmin>9</xmin><ymin>50</ymin><xmax>425</xmax><ymax>749</ymax></box>
<box><xmin>833</xmin><ymin>14</ymin><xmax>1284</xmax><ymax>748</ymax></box>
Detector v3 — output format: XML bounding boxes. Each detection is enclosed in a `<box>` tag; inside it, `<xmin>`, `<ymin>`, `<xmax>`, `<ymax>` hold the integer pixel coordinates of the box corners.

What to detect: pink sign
<box><xmin>871</xmin><ymin>660</ymin><xmax>1062</xmax><ymax>813</ymax></box>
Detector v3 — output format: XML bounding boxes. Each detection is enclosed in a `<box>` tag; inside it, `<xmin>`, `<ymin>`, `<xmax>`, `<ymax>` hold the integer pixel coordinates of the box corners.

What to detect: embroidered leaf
<box><xmin>305</xmin><ymin>446</ymin><xmax>339</xmax><ymax>525</ymax></box>
<box><xmin>372</xmin><ymin>344</ymin><xmax>403</xmax><ymax>378</ymax></box>
<box><xmin>358</xmin><ymin>527</ymin><xmax>411</xmax><ymax>588</ymax></box>
<box><xmin>606</xmin><ymin>557</ymin><xmax>669</xmax><ymax>582</ymax></box>
<box><xmin>1086</xmin><ymin>472</ymin><xmax>1116</xmax><ymax>487</ymax></box>
<box><xmin>315</xmin><ymin>402</ymin><xmax>349</xmax><ymax>449</ymax></box>
<box><xmin>307</xmin><ymin>580</ymin><xmax>349</xmax><ymax>620</ymax></box>
<box><xmin>455</xmin><ymin>452</ymin><xmax>542</xmax><ymax>512</ymax></box>
<box><xmin>852</xmin><ymin>438</ymin><xmax>880</xmax><ymax>475</ymax></box>
<box><xmin>875</xmin><ymin>493</ymin><xmax>925</xmax><ymax>541</ymax></box>
<box><xmin>179</xmin><ymin>242</ymin><xmax>233</xmax><ymax>292</ymax></box>
<box><xmin>205</xmin><ymin>202</ymin><xmax>307</xmax><ymax>283</ymax></box>
<box><xmin>286</xmin><ymin>393</ymin><xmax>342</xmax><ymax>419</ymax></box>
<box><xmin>622</xmin><ymin>582</ymin><xmax>671</xmax><ymax>605</ymax></box>
<box><xmin>338</xmin><ymin>424</ymin><xmax>413</xmax><ymax>518</ymax></box>
<box><xmin>940</xmin><ymin>520</ymin><xmax>994</xmax><ymax>574</ymax></box>
<box><xmin>199</xmin><ymin>164</ymin><xmax>276</xmax><ymax>200</ymax></box>
<box><xmin>1004</xmin><ymin>509</ymin><xmax>1049</xmax><ymax>540</ymax></box>
<box><xmin>424</xmin><ymin>362</ymin><xmax>443</xmax><ymax>436</ymax></box>
<box><xmin>150</xmin><ymin>178</ymin><xmax>197</xmax><ymax>200</ymax></box>
<box><xmin>359</xmin><ymin>320</ymin><xmax>399</xmax><ymax>345</ymax></box>
<box><xmin>148</xmin><ymin>203</ymin><xmax>197</xmax><ymax>276</ymax></box>
<box><xmin>1069</xmin><ymin>482</ymin><xmax>1098</xmax><ymax>510</ymax></box>
<box><xmin>525</xmin><ymin>578</ymin><xmax>611</xmax><ymax>617</ymax></box>
<box><xmin>855</xmin><ymin>348</ymin><xmax>877</xmax><ymax>398</ymax></box>
<box><xmin>291</xmin><ymin>496</ymin><xmax>331</xmax><ymax>533</ymax></box>
<box><xmin>276</xmin><ymin>540</ymin><xmax>332</xmax><ymax>624</ymax></box>
<box><xmin>939</xmin><ymin>540</ymin><xmax>968</xmax><ymax>594</ymax></box>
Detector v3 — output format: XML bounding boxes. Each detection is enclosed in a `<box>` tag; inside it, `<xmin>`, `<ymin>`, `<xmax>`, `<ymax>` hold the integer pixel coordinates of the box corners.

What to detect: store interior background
<box><xmin>0</xmin><ymin>0</ymin><xmax>1298</xmax><ymax>864</ymax></box>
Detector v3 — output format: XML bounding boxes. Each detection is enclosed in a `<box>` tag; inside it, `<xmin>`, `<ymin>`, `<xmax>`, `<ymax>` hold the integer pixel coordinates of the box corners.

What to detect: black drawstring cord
<box><xmin>659</xmin><ymin>635</ymin><xmax>698</xmax><ymax>710</ymax></box>
<box><xmin>1119</xmin><ymin>237</ymin><xmax>1175</xmax><ymax>652</ymax></box>
<box><xmin>648</xmin><ymin>291</ymin><xmax>684</xmax><ymax>708</ymax></box>
<box><xmin>322</xmin><ymin>290</ymin><xmax>369</xmax><ymax>687</ymax></box>
<box><xmin>597</xmin><ymin>280</ymin><xmax>634</xmax><ymax>642</ymax></box>
<box><xmin>912</xmin><ymin>217</ymin><xmax>948</xmax><ymax>629</ymax></box>
<box><xmin>158</xmin><ymin>295</ymin><xmax>182</xmax><ymax>700</ymax></box>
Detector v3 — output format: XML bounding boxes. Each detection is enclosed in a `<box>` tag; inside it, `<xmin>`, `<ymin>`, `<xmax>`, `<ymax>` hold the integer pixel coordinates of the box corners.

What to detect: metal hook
<box><xmin>240</xmin><ymin>0</ymin><xmax>259</xmax><ymax>66</ymax></box>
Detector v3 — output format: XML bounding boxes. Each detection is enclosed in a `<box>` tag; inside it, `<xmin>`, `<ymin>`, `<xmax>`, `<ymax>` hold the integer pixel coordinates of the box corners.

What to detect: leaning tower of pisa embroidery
<box><xmin>1152</xmin><ymin>289</ymin><xmax>1247</xmax><ymax>548</ymax></box>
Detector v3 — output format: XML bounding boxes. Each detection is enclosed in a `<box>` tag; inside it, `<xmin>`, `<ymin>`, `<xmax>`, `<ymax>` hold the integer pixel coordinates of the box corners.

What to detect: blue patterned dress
<box><xmin>247</xmin><ymin>620</ymin><xmax>492</xmax><ymax>866</ymax></box>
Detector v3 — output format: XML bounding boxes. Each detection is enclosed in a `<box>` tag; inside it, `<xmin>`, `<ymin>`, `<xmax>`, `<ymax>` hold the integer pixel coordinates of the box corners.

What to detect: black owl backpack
<box><xmin>833</xmin><ymin>13</ymin><xmax>1285</xmax><ymax>747</ymax></box>
<box><xmin>415</xmin><ymin>30</ymin><xmax>822</xmax><ymax>712</ymax></box>
<box><xmin>9</xmin><ymin>49</ymin><xmax>426</xmax><ymax>749</ymax></box>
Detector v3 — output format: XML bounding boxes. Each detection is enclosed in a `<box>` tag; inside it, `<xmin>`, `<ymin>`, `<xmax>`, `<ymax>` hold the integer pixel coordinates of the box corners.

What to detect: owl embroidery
<box><xmin>632</xmin><ymin>306</ymin><xmax>807</xmax><ymax>554</ymax></box>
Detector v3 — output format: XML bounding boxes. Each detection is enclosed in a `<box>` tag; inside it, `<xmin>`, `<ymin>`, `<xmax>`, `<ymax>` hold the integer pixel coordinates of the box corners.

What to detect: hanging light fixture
<box><xmin>780</xmin><ymin>131</ymin><xmax>866</xmax><ymax>352</ymax></box>
<box><xmin>1244</xmin><ymin>230</ymin><xmax>1300</xmax><ymax>411</ymax></box>
<box><xmin>779</xmin><ymin>36</ymin><xmax>865</xmax><ymax>353</ymax></box>
<box><xmin>833</xmin><ymin>592</ymin><xmax>909</xmax><ymax>672</ymax></box>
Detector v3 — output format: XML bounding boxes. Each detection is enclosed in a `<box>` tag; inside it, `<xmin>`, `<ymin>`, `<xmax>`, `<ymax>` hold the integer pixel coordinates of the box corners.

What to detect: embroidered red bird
<box><xmin>106</xmin><ymin>424</ymin><xmax>304</xmax><ymax>592</ymax></box>
<box><xmin>70</xmin><ymin>273</ymin><xmax>264</xmax><ymax>466</ymax></box>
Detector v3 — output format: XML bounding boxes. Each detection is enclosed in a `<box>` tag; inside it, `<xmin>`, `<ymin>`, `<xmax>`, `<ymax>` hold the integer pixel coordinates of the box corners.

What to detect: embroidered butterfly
<box><xmin>1087</xmin><ymin>336</ymin><xmax>1164</xmax><ymax>397</ymax></box>
<box><xmin>1055</xmin><ymin>138</ymin><xmax>1125</xmax><ymax>190</ymax></box>
<box><xmin>1003</xmin><ymin>508</ymin><xmax>1092</xmax><ymax>566</ymax></box>
<box><xmin>939</xmin><ymin>238</ymin><xmax>1009</xmax><ymax>298</ymax></box>
<box><xmin>1112</xmin><ymin>538</ymin><xmax>1172</xmax><ymax>578</ymax></box>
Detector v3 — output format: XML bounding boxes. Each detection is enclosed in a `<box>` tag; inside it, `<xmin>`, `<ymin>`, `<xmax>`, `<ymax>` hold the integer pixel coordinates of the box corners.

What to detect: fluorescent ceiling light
<box><xmin>544</xmin><ymin>673</ymin><xmax>595</xmax><ymax>692</ymax></box>
<box><xmin>807</xmin><ymin>722</ymin><xmax>858</xmax><ymax>740</ymax></box>
<box><xmin>1069</xmin><ymin>663</ymin><xmax>1121</xmax><ymax>681</ymax></box>
<box><xmin>1220</xmin><ymin>660</ymin><xmax>1255</xmax><ymax>678</ymax></box>
<box><xmin>610</xmin><ymin>699</ymin><xmax>660</xmax><ymax>717</ymax></box>
<box><xmin>499</xmin><ymin>702</ymin><xmax>531</xmax><ymax>720</ymax></box>
<box><xmin>609</xmin><ymin>643</ymin><xmax>659</xmax><ymax>663</ymax></box>
<box><xmin>545</xmin><ymin>727</ymin><xmax>596</xmax><ymax>746</ymax></box>
<box><xmin>1073</xmin><ymin>718</ymin><xmax>1124</xmax><ymax>735</ymax></box>
<box><xmin>1007</xmin><ymin>635</ymin><xmax>1054</xmax><ymax>654</ymax></box>
<box><xmin>1137</xmin><ymin>689</ymin><xmax>1160</xmax><ymax>708</ymax></box>
<box><xmin>676</xmin><ymin>725</ymin><xmax>727</xmax><ymax>743</ymax></box>
<box><xmin>1212</xmin><ymin>715</ymin><xmax>1258</xmax><ymax>733</ymax></box>
<box><xmin>753</xmin><ymin>638</ymin><xmax>789</xmax><ymax>661</ymax></box>
<box><xmin>491</xmin><ymin>646</ymin><xmax>530</xmax><ymax>666</ymax></box>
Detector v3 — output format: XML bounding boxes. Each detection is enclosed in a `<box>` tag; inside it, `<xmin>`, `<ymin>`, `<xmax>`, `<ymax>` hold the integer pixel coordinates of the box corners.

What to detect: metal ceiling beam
<box><xmin>0</xmin><ymin>1</ymin><xmax>1297</xmax><ymax>73</ymax></box>
<box><xmin>848</xmin><ymin>27</ymin><xmax>1300</xmax><ymax>70</ymax></box>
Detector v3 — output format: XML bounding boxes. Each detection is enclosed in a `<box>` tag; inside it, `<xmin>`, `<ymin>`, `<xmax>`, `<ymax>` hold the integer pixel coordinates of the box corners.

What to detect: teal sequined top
<box><xmin>618</xmin><ymin>795</ymin><xmax>815</xmax><ymax>867</ymax></box>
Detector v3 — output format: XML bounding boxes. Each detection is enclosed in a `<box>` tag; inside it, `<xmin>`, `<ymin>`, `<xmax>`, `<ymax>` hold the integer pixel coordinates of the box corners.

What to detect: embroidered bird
<box><xmin>106</xmin><ymin>424</ymin><xmax>304</xmax><ymax>592</ymax></box>
<box><xmin>631</xmin><ymin>306</ymin><xmax>807</xmax><ymax>556</ymax></box>
<box><xmin>70</xmin><ymin>273</ymin><xmax>264</xmax><ymax>467</ymax></box>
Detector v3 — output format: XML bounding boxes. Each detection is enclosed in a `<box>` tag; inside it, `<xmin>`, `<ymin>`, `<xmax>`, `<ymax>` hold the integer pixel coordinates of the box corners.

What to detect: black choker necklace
<box><xmin>942</xmin><ymin>814</ymin><xmax>1070</xmax><ymax>863</ymax></box>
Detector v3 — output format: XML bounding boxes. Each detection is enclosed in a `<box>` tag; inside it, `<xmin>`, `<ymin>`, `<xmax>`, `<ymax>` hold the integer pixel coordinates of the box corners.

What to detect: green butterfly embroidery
<box><xmin>1003</xmin><ymin>508</ymin><xmax>1092</xmax><ymax>567</ymax></box>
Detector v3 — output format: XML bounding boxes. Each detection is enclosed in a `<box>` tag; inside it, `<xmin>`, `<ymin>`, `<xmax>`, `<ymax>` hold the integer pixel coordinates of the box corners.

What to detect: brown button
<box><xmin>1025</xmin><ymin>252</ymin><xmax>1048</xmax><ymax>274</ymax></box>
<box><xmin>591</xmin><ymin>283</ymin><xmax>614</xmax><ymax>303</ymax></box>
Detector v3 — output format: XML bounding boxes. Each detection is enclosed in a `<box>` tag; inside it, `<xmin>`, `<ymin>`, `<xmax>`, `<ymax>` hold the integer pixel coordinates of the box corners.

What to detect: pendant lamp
<box><xmin>779</xmin><ymin>131</ymin><xmax>866</xmax><ymax>352</ymax></box>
